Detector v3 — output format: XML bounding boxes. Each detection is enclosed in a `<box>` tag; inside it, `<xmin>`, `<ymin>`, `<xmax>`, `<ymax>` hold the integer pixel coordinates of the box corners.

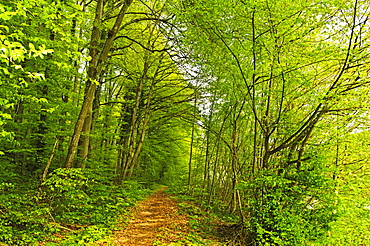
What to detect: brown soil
<box><xmin>108</xmin><ymin>187</ymin><xmax>192</xmax><ymax>245</ymax></box>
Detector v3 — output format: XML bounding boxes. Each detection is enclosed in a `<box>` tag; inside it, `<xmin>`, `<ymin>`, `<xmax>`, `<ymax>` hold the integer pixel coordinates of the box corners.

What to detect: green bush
<box><xmin>319</xmin><ymin>178</ymin><xmax>370</xmax><ymax>245</ymax></box>
<box><xmin>237</xmin><ymin>168</ymin><xmax>337</xmax><ymax>245</ymax></box>
<box><xmin>0</xmin><ymin>168</ymin><xmax>153</xmax><ymax>245</ymax></box>
<box><xmin>0</xmin><ymin>182</ymin><xmax>59</xmax><ymax>245</ymax></box>
<box><xmin>40</xmin><ymin>168</ymin><xmax>151</xmax><ymax>225</ymax></box>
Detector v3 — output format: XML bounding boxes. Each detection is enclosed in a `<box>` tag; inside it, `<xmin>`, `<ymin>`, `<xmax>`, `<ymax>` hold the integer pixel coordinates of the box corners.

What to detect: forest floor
<box><xmin>103</xmin><ymin>187</ymin><xmax>225</xmax><ymax>246</ymax></box>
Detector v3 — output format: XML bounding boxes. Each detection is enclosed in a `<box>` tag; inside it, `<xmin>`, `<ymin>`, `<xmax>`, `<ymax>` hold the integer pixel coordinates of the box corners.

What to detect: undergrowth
<box><xmin>169</xmin><ymin>192</ymin><xmax>232</xmax><ymax>246</ymax></box>
<box><xmin>0</xmin><ymin>168</ymin><xmax>154</xmax><ymax>245</ymax></box>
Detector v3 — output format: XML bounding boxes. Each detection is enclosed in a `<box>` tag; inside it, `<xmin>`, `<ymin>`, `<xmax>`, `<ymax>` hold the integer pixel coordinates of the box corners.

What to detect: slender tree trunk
<box><xmin>202</xmin><ymin>99</ymin><xmax>214</xmax><ymax>192</ymax></box>
<box><xmin>121</xmin><ymin>60</ymin><xmax>148</xmax><ymax>180</ymax></box>
<box><xmin>14</xmin><ymin>100</ymin><xmax>26</xmax><ymax>174</ymax></box>
<box><xmin>125</xmin><ymin>68</ymin><xmax>155</xmax><ymax>179</ymax></box>
<box><xmin>188</xmin><ymin>95</ymin><xmax>197</xmax><ymax>190</ymax></box>
<box><xmin>251</xmin><ymin>9</ymin><xmax>259</xmax><ymax>174</ymax></box>
<box><xmin>40</xmin><ymin>138</ymin><xmax>59</xmax><ymax>183</ymax></box>
<box><xmin>65</xmin><ymin>83</ymin><xmax>98</xmax><ymax>168</ymax></box>
<box><xmin>208</xmin><ymin>139</ymin><xmax>221</xmax><ymax>206</ymax></box>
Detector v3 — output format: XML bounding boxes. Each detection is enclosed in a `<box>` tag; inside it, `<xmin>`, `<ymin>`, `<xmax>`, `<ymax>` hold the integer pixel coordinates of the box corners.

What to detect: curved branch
<box><xmin>120</xmin><ymin>17</ymin><xmax>174</xmax><ymax>31</ymax></box>
<box><xmin>114</xmin><ymin>35</ymin><xmax>170</xmax><ymax>53</ymax></box>
<box><xmin>269</xmin><ymin>0</ymin><xmax>359</xmax><ymax>156</ymax></box>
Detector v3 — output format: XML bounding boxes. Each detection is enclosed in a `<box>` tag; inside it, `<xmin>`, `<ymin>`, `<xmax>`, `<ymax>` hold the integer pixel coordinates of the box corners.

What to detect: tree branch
<box><xmin>114</xmin><ymin>35</ymin><xmax>170</xmax><ymax>53</ymax></box>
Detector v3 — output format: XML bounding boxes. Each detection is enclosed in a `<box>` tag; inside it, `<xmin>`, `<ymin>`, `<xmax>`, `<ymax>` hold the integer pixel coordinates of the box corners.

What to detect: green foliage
<box><xmin>237</xmin><ymin>169</ymin><xmax>337</xmax><ymax>245</ymax></box>
<box><xmin>0</xmin><ymin>181</ymin><xmax>59</xmax><ymax>245</ymax></box>
<box><xmin>0</xmin><ymin>0</ymin><xmax>84</xmax><ymax>174</ymax></box>
<box><xmin>173</xmin><ymin>194</ymin><xmax>229</xmax><ymax>246</ymax></box>
<box><xmin>137</xmin><ymin>123</ymin><xmax>190</xmax><ymax>187</ymax></box>
<box><xmin>55</xmin><ymin>225</ymin><xmax>110</xmax><ymax>246</ymax></box>
<box><xmin>0</xmin><ymin>168</ymin><xmax>152</xmax><ymax>245</ymax></box>
<box><xmin>323</xmin><ymin>199</ymin><xmax>370</xmax><ymax>245</ymax></box>
<box><xmin>168</xmin><ymin>0</ymin><xmax>370</xmax><ymax>245</ymax></box>
<box><xmin>319</xmin><ymin>133</ymin><xmax>370</xmax><ymax>245</ymax></box>
<box><xmin>40</xmin><ymin>168</ymin><xmax>150</xmax><ymax>225</ymax></box>
<box><xmin>0</xmin><ymin>0</ymin><xmax>369</xmax><ymax>245</ymax></box>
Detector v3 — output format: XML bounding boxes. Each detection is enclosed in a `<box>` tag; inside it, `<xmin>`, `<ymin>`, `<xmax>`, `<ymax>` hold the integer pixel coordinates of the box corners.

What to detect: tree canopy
<box><xmin>0</xmin><ymin>0</ymin><xmax>370</xmax><ymax>245</ymax></box>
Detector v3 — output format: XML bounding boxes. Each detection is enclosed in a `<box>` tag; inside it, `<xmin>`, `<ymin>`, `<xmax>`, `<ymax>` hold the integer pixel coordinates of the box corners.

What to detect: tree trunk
<box><xmin>65</xmin><ymin>0</ymin><xmax>133</xmax><ymax>168</ymax></box>
<box><xmin>125</xmin><ymin>67</ymin><xmax>155</xmax><ymax>179</ymax></box>
<box><xmin>188</xmin><ymin>91</ymin><xmax>198</xmax><ymax>191</ymax></box>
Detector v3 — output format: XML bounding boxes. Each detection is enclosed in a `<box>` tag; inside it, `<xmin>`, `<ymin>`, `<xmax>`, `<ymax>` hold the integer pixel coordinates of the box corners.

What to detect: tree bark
<box><xmin>65</xmin><ymin>0</ymin><xmax>133</xmax><ymax>168</ymax></box>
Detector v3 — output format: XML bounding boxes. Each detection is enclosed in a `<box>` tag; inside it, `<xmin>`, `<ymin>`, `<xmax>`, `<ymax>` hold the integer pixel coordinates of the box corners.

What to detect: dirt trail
<box><xmin>110</xmin><ymin>188</ymin><xmax>191</xmax><ymax>245</ymax></box>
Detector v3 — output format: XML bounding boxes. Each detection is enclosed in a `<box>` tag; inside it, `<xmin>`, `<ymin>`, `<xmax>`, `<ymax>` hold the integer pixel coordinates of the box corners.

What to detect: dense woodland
<box><xmin>1</xmin><ymin>0</ymin><xmax>370</xmax><ymax>245</ymax></box>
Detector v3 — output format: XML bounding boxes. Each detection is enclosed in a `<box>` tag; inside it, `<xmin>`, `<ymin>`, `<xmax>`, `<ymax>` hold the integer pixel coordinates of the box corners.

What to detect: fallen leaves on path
<box><xmin>109</xmin><ymin>188</ymin><xmax>192</xmax><ymax>245</ymax></box>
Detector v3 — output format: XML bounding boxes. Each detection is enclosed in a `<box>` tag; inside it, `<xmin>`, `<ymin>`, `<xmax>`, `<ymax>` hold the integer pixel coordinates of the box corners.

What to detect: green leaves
<box><xmin>0</xmin><ymin>39</ymin><xmax>26</xmax><ymax>64</ymax></box>
<box><xmin>28</xmin><ymin>43</ymin><xmax>54</xmax><ymax>59</ymax></box>
<box><xmin>0</xmin><ymin>4</ymin><xmax>17</xmax><ymax>21</ymax></box>
<box><xmin>240</xmin><ymin>169</ymin><xmax>337</xmax><ymax>245</ymax></box>
<box><xmin>167</xmin><ymin>1</ymin><xmax>370</xmax><ymax>244</ymax></box>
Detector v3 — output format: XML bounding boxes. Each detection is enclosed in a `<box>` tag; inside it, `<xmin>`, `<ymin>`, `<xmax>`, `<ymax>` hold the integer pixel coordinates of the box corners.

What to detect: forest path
<box><xmin>108</xmin><ymin>187</ymin><xmax>193</xmax><ymax>245</ymax></box>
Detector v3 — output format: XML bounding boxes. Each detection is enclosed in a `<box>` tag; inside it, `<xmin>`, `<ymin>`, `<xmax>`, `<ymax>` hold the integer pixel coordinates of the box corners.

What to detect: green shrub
<box><xmin>0</xmin><ymin>168</ymin><xmax>153</xmax><ymax>245</ymax></box>
<box><xmin>237</xmin><ymin>168</ymin><xmax>337</xmax><ymax>245</ymax></box>
<box><xmin>0</xmin><ymin>182</ymin><xmax>59</xmax><ymax>245</ymax></box>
